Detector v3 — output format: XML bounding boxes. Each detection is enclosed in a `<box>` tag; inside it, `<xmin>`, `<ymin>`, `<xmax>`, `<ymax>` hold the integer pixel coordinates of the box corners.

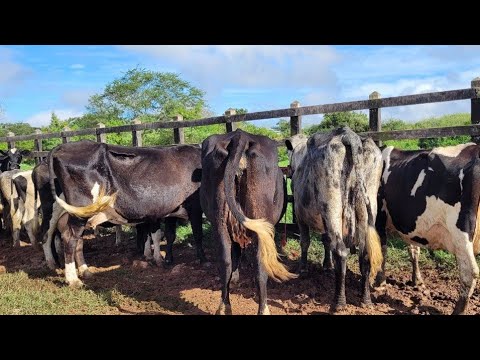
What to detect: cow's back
<box><xmin>200</xmin><ymin>130</ymin><xmax>284</xmax><ymax>227</ymax></box>
<box><xmin>52</xmin><ymin>140</ymin><xmax>203</xmax><ymax>222</ymax></box>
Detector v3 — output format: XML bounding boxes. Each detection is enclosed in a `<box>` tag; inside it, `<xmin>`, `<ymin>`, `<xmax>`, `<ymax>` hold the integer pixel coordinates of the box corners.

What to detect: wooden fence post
<box><xmin>132</xmin><ymin>119</ymin><xmax>143</xmax><ymax>147</ymax></box>
<box><xmin>62</xmin><ymin>126</ymin><xmax>71</xmax><ymax>144</ymax></box>
<box><xmin>7</xmin><ymin>131</ymin><xmax>15</xmax><ymax>150</ymax></box>
<box><xmin>34</xmin><ymin>129</ymin><xmax>43</xmax><ymax>165</ymax></box>
<box><xmin>225</xmin><ymin>108</ymin><xmax>237</xmax><ymax>133</ymax></box>
<box><xmin>173</xmin><ymin>115</ymin><xmax>185</xmax><ymax>144</ymax></box>
<box><xmin>369</xmin><ymin>91</ymin><xmax>382</xmax><ymax>146</ymax></box>
<box><xmin>290</xmin><ymin>101</ymin><xmax>301</xmax><ymax>136</ymax></box>
<box><xmin>97</xmin><ymin>123</ymin><xmax>106</xmax><ymax>143</ymax></box>
<box><xmin>472</xmin><ymin>77</ymin><xmax>480</xmax><ymax>144</ymax></box>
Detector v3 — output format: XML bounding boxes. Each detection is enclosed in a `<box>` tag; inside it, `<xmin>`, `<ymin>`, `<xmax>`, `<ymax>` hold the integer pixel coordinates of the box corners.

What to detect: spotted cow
<box><xmin>286</xmin><ymin>127</ymin><xmax>383</xmax><ymax>311</ymax></box>
<box><xmin>375</xmin><ymin>142</ymin><xmax>480</xmax><ymax>314</ymax></box>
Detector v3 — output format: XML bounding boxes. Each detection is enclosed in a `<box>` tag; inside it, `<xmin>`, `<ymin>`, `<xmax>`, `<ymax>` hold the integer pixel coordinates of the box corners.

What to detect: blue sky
<box><xmin>1</xmin><ymin>45</ymin><xmax>479</xmax><ymax>128</ymax></box>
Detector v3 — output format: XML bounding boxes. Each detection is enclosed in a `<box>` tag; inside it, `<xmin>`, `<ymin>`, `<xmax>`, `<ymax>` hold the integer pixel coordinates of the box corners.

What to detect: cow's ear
<box><xmin>20</xmin><ymin>149</ymin><xmax>32</xmax><ymax>157</ymax></box>
<box><xmin>0</xmin><ymin>155</ymin><xmax>7</xmax><ymax>161</ymax></box>
<box><xmin>0</xmin><ymin>150</ymin><xmax>7</xmax><ymax>156</ymax></box>
<box><xmin>285</xmin><ymin>139</ymin><xmax>293</xmax><ymax>151</ymax></box>
<box><xmin>109</xmin><ymin>150</ymin><xmax>136</xmax><ymax>158</ymax></box>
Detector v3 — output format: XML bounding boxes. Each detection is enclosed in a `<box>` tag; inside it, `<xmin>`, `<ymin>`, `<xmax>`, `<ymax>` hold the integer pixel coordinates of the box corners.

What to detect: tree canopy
<box><xmin>86</xmin><ymin>67</ymin><xmax>206</xmax><ymax>122</ymax></box>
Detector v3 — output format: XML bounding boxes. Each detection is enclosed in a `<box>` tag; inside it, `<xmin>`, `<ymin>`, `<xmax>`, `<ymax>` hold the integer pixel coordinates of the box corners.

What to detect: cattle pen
<box><xmin>1</xmin><ymin>77</ymin><xmax>480</xmax><ymax>236</ymax></box>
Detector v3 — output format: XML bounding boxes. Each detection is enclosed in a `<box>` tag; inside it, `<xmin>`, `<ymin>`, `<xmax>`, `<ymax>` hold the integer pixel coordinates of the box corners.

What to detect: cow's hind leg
<box><xmin>297</xmin><ymin>221</ymin><xmax>310</xmax><ymax>275</ymax></box>
<box><xmin>42</xmin><ymin>233</ymin><xmax>56</xmax><ymax>270</ymax></box>
<box><xmin>332</xmin><ymin>238</ymin><xmax>348</xmax><ymax>311</ymax></box>
<box><xmin>374</xmin><ymin>201</ymin><xmax>388</xmax><ymax>289</ymax></box>
<box><xmin>57</xmin><ymin>214</ymin><xmax>85</xmax><ymax>288</ymax></box>
<box><xmin>164</xmin><ymin>217</ymin><xmax>177</xmax><ymax>266</ymax></box>
<box><xmin>75</xmin><ymin>238</ymin><xmax>92</xmax><ymax>279</ymax></box>
<box><xmin>215</xmin><ymin>226</ymin><xmax>233</xmax><ymax>315</ymax></box>
<box><xmin>257</xmin><ymin>259</ymin><xmax>270</xmax><ymax>315</ymax></box>
<box><xmin>359</xmin><ymin>244</ymin><xmax>373</xmax><ymax>306</ymax></box>
<box><xmin>187</xmin><ymin>201</ymin><xmax>207</xmax><ymax>263</ymax></box>
<box><xmin>231</xmin><ymin>242</ymin><xmax>241</xmax><ymax>284</ymax></box>
<box><xmin>322</xmin><ymin>233</ymin><xmax>334</xmax><ymax>271</ymax></box>
<box><xmin>408</xmin><ymin>244</ymin><xmax>424</xmax><ymax>287</ymax></box>
<box><xmin>53</xmin><ymin>232</ymin><xmax>62</xmax><ymax>267</ymax></box>
<box><xmin>452</xmin><ymin>239</ymin><xmax>478</xmax><ymax>315</ymax></box>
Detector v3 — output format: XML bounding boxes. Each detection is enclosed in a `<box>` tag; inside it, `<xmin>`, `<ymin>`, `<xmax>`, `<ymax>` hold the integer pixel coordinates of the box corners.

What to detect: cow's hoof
<box><xmin>361</xmin><ymin>300</ymin><xmax>374</xmax><ymax>309</ymax></box>
<box><xmin>296</xmin><ymin>264</ymin><xmax>309</xmax><ymax>277</ymax></box>
<box><xmin>68</xmin><ymin>279</ymin><xmax>84</xmax><ymax>289</ymax></box>
<box><xmin>198</xmin><ymin>254</ymin><xmax>208</xmax><ymax>264</ymax></box>
<box><xmin>373</xmin><ymin>279</ymin><xmax>387</xmax><ymax>291</ymax></box>
<box><xmin>80</xmin><ymin>269</ymin><xmax>94</xmax><ymax>279</ymax></box>
<box><xmin>258</xmin><ymin>306</ymin><xmax>271</xmax><ymax>315</ymax></box>
<box><xmin>323</xmin><ymin>262</ymin><xmax>334</xmax><ymax>271</ymax></box>
<box><xmin>215</xmin><ymin>303</ymin><xmax>232</xmax><ymax>315</ymax></box>
<box><xmin>46</xmin><ymin>262</ymin><xmax>57</xmax><ymax>271</ymax></box>
<box><xmin>231</xmin><ymin>269</ymin><xmax>240</xmax><ymax>284</ymax></box>
<box><xmin>331</xmin><ymin>300</ymin><xmax>347</xmax><ymax>313</ymax></box>
<box><xmin>163</xmin><ymin>260</ymin><xmax>174</xmax><ymax>268</ymax></box>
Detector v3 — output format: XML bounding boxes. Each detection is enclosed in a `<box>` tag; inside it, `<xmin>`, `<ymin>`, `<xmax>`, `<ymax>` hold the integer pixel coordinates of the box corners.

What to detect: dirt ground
<box><xmin>1</xmin><ymin>230</ymin><xmax>479</xmax><ymax>315</ymax></box>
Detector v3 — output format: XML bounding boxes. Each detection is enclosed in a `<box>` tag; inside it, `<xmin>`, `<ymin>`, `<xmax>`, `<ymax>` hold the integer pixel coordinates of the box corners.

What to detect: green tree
<box><xmin>86</xmin><ymin>67</ymin><xmax>206</xmax><ymax>122</ymax></box>
<box><xmin>234</xmin><ymin>108</ymin><xmax>248</xmax><ymax>115</ymax></box>
<box><xmin>273</xmin><ymin>119</ymin><xmax>290</xmax><ymax>138</ymax></box>
<box><xmin>305</xmin><ymin>111</ymin><xmax>369</xmax><ymax>135</ymax></box>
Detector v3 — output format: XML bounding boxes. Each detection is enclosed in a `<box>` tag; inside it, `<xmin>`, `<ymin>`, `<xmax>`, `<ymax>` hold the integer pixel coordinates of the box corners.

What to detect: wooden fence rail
<box><xmin>1</xmin><ymin>77</ymin><xmax>479</xmax><ymax>232</ymax></box>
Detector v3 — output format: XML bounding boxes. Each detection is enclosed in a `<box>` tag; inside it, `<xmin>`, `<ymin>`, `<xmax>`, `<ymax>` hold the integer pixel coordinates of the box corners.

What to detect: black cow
<box><xmin>200</xmin><ymin>129</ymin><xmax>296</xmax><ymax>315</ymax></box>
<box><xmin>48</xmin><ymin>140</ymin><xmax>205</xmax><ymax>287</ymax></box>
<box><xmin>376</xmin><ymin>143</ymin><xmax>480</xmax><ymax>314</ymax></box>
<box><xmin>32</xmin><ymin>161</ymin><xmax>63</xmax><ymax>269</ymax></box>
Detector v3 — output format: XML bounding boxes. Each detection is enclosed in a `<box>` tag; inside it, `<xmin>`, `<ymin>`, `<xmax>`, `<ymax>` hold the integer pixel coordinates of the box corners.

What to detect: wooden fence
<box><xmin>1</xmin><ymin>77</ymin><xmax>479</xmax><ymax>235</ymax></box>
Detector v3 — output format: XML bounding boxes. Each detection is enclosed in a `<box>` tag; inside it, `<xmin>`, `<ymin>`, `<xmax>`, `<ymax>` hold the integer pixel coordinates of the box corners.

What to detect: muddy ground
<box><xmin>1</xmin><ymin>230</ymin><xmax>479</xmax><ymax>315</ymax></box>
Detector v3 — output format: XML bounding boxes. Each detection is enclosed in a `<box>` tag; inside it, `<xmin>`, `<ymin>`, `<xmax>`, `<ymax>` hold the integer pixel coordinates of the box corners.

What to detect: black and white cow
<box><xmin>375</xmin><ymin>143</ymin><xmax>480</xmax><ymax>314</ymax></box>
<box><xmin>0</xmin><ymin>148</ymin><xmax>30</xmax><ymax>172</ymax></box>
<box><xmin>48</xmin><ymin>140</ymin><xmax>205</xmax><ymax>287</ymax></box>
<box><xmin>285</xmin><ymin>127</ymin><xmax>383</xmax><ymax>310</ymax></box>
<box><xmin>0</xmin><ymin>170</ymin><xmax>39</xmax><ymax>247</ymax></box>
<box><xmin>0</xmin><ymin>148</ymin><xmax>31</xmax><ymax>229</ymax></box>
<box><xmin>200</xmin><ymin>129</ymin><xmax>296</xmax><ymax>315</ymax></box>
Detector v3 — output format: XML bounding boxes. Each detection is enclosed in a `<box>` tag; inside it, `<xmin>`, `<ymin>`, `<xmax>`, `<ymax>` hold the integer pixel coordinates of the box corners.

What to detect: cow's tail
<box><xmin>48</xmin><ymin>146</ymin><xmax>116</xmax><ymax>219</ymax></box>
<box><xmin>224</xmin><ymin>131</ymin><xmax>297</xmax><ymax>282</ymax></box>
<box><xmin>341</xmin><ymin>129</ymin><xmax>382</xmax><ymax>278</ymax></box>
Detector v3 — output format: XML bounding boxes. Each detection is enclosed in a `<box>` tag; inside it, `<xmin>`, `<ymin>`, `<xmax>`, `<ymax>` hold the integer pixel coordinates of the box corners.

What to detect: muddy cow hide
<box><xmin>285</xmin><ymin>127</ymin><xmax>383</xmax><ymax>311</ymax></box>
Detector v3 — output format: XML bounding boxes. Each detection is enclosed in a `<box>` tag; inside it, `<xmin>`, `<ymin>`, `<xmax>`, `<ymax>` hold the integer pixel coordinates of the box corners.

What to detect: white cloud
<box><xmin>0</xmin><ymin>46</ymin><xmax>31</xmax><ymax>97</ymax></box>
<box><xmin>70</xmin><ymin>64</ymin><xmax>85</xmax><ymax>69</ymax></box>
<box><xmin>26</xmin><ymin>109</ymin><xmax>83</xmax><ymax>127</ymax></box>
<box><xmin>118</xmin><ymin>45</ymin><xmax>340</xmax><ymax>93</ymax></box>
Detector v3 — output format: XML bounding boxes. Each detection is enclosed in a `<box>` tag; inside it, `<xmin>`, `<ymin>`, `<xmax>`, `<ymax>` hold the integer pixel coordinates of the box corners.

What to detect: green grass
<box><xmin>20</xmin><ymin>162</ymin><xmax>34</xmax><ymax>170</ymax></box>
<box><xmin>0</xmin><ymin>271</ymin><xmax>117</xmax><ymax>315</ymax></box>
